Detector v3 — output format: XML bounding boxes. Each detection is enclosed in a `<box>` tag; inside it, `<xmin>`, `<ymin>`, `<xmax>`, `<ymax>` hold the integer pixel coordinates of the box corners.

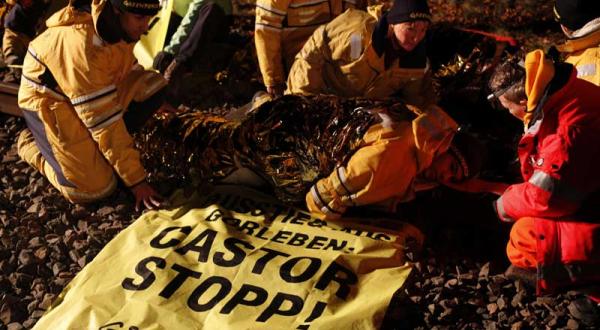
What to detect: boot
<box><xmin>568</xmin><ymin>296</ymin><xmax>600</xmax><ymax>327</ymax></box>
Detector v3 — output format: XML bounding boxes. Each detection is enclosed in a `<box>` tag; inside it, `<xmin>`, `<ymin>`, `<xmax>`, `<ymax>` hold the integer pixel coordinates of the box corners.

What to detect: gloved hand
<box><xmin>152</xmin><ymin>51</ymin><xmax>174</xmax><ymax>73</ymax></box>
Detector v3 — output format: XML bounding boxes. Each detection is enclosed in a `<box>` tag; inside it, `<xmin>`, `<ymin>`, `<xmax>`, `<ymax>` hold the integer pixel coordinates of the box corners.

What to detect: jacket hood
<box><xmin>45</xmin><ymin>0</ymin><xmax>121</xmax><ymax>43</ymax></box>
<box><xmin>557</xmin><ymin>19</ymin><xmax>600</xmax><ymax>53</ymax></box>
<box><xmin>45</xmin><ymin>1</ymin><xmax>94</xmax><ymax>28</ymax></box>
<box><xmin>523</xmin><ymin>50</ymin><xmax>555</xmax><ymax>125</ymax></box>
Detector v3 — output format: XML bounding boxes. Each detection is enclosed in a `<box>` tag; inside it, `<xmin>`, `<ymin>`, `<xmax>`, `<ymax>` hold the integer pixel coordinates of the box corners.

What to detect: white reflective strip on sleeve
<box><xmin>528</xmin><ymin>170</ymin><xmax>586</xmax><ymax>202</ymax></box>
<box><xmin>529</xmin><ymin>170</ymin><xmax>554</xmax><ymax>192</ymax></box>
<box><xmin>289</xmin><ymin>0</ymin><xmax>327</xmax><ymax>8</ymax></box>
<box><xmin>495</xmin><ymin>196</ymin><xmax>514</xmax><ymax>223</ymax></box>
<box><xmin>81</xmin><ymin>105</ymin><xmax>121</xmax><ymax>128</ymax></box>
<box><xmin>22</xmin><ymin>76</ymin><xmax>67</xmax><ymax>101</ymax></box>
<box><xmin>350</xmin><ymin>33</ymin><xmax>362</xmax><ymax>61</ymax></box>
<box><xmin>255</xmin><ymin>3</ymin><xmax>286</xmax><ymax>15</ymax></box>
<box><xmin>255</xmin><ymin>23</ymin><xmax>283</xmax><ymax>31</ymax></box>
<box><xmin>71</xmin><ymin>85</ymin><xmax>117</xmax><ymax>106</ymax></box>
<box><xmin>73</xmin><ymin>92</ymin><xmax>117</xmax><ymax>116</ymax></box>
<box><xmin>310</xmin><ymin>185</ymin><xmax>344</xmax><ymax>217</ymax></box>
<box><xmin>88</xmin><ymin>111</ymin><xmax>123</xmax><ymax>132</ymax></box>
<box><xmin>334</xmin><ymin>166</ymin><xmax>356</xmax><ymax>206</ymax></box>
<box><xmin>576</xmin><ymin>64</ymin><xmax>596</xmax><ymax>77</ymax></box>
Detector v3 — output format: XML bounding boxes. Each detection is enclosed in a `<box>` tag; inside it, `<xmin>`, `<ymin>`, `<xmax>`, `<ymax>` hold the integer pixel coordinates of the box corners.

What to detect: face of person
<box><xmin>498</xmin><ymin>95</ymin><xmax>527</xmax><ymax>120</ymax></box>
<box><xmin>118</xmin><ymin>11</ymin><xmax>153</xmax><ymax>41</ymax></box>
<box><xmin>391</xmin><ymin>20</ymin><xmax>429</xmax><ymax>52</ymax></box>
<box><xmin>421</xmin><ymin>152</ymin><xmax>464</xmax><ymax>184</ymax></box>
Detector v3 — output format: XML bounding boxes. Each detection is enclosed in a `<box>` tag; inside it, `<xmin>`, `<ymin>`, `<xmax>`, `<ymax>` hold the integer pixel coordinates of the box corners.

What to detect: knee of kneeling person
<box><xmin>61</xmin><ymin>174</ymin><xmax>118</xmax><ymax>204</ymax></box>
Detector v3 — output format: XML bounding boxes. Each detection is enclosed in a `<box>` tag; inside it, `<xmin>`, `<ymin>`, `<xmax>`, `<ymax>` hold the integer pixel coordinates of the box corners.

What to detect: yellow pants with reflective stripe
<box><xmin>17</xmin><ymin>129</ymin><xmax>117</xmax><ymax>203</ymax></box>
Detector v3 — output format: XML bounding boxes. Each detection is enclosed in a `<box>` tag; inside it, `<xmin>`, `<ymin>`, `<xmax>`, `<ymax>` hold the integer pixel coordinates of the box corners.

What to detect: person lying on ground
<box><xmin>2</xmin><ymin>0</ymin><xmax>69</xmax><ymax>83</ymax></box>
<box><xmin>152</xmin><ymin>0</ymin><xmax>232</xmax><ymax>83</ymax></box>
<box><xmin>138</xmin><ymin>95</ymin><xmax>485</xmax><ymax>220</ymax></box>
<box><xmin>286</xmin><ymin>0</ymin><xmax>435</xmax><ymax>108</ymax></box>
<box><xmin>453</xmin><ymin>50</ymin><xmax>600</xmax><ymax>325</ymax></box>
<box><xmin>254</xmin><ymin>0</ymin><xmax>366</xmax><ymax>98</ymax></box>
<box><xmin>17</xmin><ymin>0</ymin><xmax>176</xmax><ymax>211</ymax></box>
<box><xmin>553</xmin><ymin>0</ymin><xmax>600</xmax><ymax>86</ymax></box>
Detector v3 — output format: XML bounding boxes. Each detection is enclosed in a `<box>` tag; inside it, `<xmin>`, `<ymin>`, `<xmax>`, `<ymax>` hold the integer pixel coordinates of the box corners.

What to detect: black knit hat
<box><xmin>110</xmin><ymin>0</ymin><xmax>161</xmax><ymax>16</ymax></box>
<box><xmin>387</xmin><ymin>0</ymin><xmax>431</xmax><ymax>25</ymax></box>
<box><xmin>554</xmin><ymin>0</ymin><xmax>600</xmax><ymax>31</ymax></box>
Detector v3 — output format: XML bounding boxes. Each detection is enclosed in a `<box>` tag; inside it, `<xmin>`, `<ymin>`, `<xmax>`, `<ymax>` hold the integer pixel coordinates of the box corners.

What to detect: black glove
<box><xmin>152</xmin><ymin>51</ymin><xmax>174</xmax><ymax>73</ymax></box>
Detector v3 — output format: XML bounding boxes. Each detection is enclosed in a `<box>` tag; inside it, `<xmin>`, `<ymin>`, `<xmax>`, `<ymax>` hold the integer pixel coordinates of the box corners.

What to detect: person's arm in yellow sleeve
<box><xmin>306</xmin><ymin>123</ymin><xmax>418</xmax><ymax>219</ymax></box>
<box><xmin>286</xmin><ymin>25</ymin><xmax>329</xmax><ymax>95</ymax></box>
<box><xmin>255</xmin><ymin>0</ymin><xmax>291</xmax><ymax>97</ymax></box>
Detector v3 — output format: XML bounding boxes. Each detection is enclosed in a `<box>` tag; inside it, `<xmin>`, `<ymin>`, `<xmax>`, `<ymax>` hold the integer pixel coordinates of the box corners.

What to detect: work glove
<box><xmin>152</xmin><ymin>51</ymin><xmax>174</xmax><ymax>73</ymax></box>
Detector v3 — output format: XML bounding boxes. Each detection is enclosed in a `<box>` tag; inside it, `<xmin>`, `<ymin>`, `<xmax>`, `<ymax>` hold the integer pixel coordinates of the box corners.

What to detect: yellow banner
<box><xmin>34</xmin><ymin>185</ymin><xmax>422</xmax><ymax>329</ymax></box>
<box><xmin>134</xmin><ymin>0</ymin><xmax>173</xmax><ymax>69</ymax></box>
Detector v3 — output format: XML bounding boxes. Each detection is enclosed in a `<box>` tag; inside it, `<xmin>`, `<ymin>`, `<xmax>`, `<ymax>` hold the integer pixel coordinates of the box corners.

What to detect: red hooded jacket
<box><xmin>495</xmin><ymin>50</ymin><xmax>600</xmax><ymax>294</ymax></box>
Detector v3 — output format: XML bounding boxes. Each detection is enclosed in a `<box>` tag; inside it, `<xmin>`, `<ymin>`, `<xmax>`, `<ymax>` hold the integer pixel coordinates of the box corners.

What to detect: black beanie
<box><xmin>387</xmin><ymin>0</ymin><xmax>431</xmax><ymax>25</ymax></box>
<box><xmin>448</xmin><ymin>130</ymin><xmax>487</xmax><ymax>180</ymax></box>
<box><xmin>110</xmin><ymin>0</ymin><xmax>161</xmax><ymax>16</ymax></box>
<box><xmin>554</xmin><ymin>0</ymin><xmax>600</xmax><ymax>31</ymax></box>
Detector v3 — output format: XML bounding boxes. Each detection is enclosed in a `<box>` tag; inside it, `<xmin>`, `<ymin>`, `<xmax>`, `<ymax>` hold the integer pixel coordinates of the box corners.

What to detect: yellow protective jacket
<box><xmin>18</xmin><ymin>0</ymin><xmax>166</xmax><ymax>201</ymax></box>
<box><xmin>286</xmin><ymin>7</ymin><xmax>434</xmax><ymax>105</ymax></box>
<box><xmin>254</xmin><ymin>0</ymin><xmax>365</xmax><ymax>88</ymax></box>
<box><xmin>556</xmin><ymin>23</ymin><xmax>600</xmax><ymax>86</ymax></box>
<box><xmin>306</xmin><ymin>105</ymin><xmax>457</xmax><ymax>220</ymax></box>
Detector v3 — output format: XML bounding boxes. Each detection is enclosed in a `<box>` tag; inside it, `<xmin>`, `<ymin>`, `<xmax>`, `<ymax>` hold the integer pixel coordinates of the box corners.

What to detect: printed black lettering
<box><xmin>280</xmin><ymin>209</ymin><xmax>296</xmax><ymax>223</ymax></box>
<box><xmin>175</xmin><ymin>229</ymin><xmax>217</xmax><ymax>262</ymax></box>
<box><xmin>280</xmin><ymin>257</ymin><xmax>321</xmax><ymax>283</ymax></box>
<box><xmin>237</xmin><ymin>198</ymin><xmax>254</xmax><ymax>214</ymax></box>
<box><xmin>187</xmin><ymin>276</ymin><xmax>232</xmax><ymax>312</ymax></box>
<box><xmin>306</xmin><ymin>236</ymin><xmax>327</xmax><ymax>249</ymax></box>
<box><xmin>122</xmin><ymin>256</ymin><xmax>166</xmax><ymax>291</ymax></box>
<box><xmin>315</xmin><ymin>262</ymin><xmax>358</xmax><ymax>300</ymax></box>
<box><xmin>271</xmin><ymin>230</ymin><xmax>292</xmax><ymax>243</ymax></box>
<box><xmin>255</xmin><ymin>227</ymin><xmax>270</xmax><ymax>240</ymax></box>
<box><xmin>150</xmin><ymin>226</ymin><xmax>192</xmax><ymax>249</ymax></box>
<box><xmin>214</xmin><ymin>237</ymin><xmax>254</xmax><ymax>267</ymax></box>
<box><xmin>220</xmin><ymin>284</ymin><xmax>268</xmax><ymax>314</ymax></box>
<box><xmin>239</xmin><ymin>220</ymin><xmax>260</xmax><ymax>235</ymax></box>
<box><xmin>323</xmin><ymin>239</ymin><xmax>347</xmax><ymax>251</ymax></box>
<box><xmin>307</xmin><ymin>219</ymin><xmax>327</xmax><ymax>228</ymax></box>
<box><xmin>263</xmin><ymin>204</ymin><xmax>285</xmax><ymax>221</ymax></box>
<box><xmin>159</xmin><ymin>264</ymin><xmax>202</xmax><ymax>298</ymax></box>
<box><xmin>252</xmin><ymin>248</ymin><xmax>290</xmax><ymax>274</ymax></box>
<box><xmin>290</xmin><ymin>213</ymin><xmax>310</xmax><ymax>225</ymax></box>
<box><xmin>372</xmin><ymin>233</ymin><xmax>391</xmax><ymax>241</ymax></box>
<box><xmin>256</xmin><ymin>293</ymin><xmax>304</xmax><ymax>322</ymax></box>
<box><xmin>287</xmin><ymin>233</ymin><xmax>309</xmax><ymax>246</ymax></box>
<box><xmin>304</xmin><ymin>301</ymin><xmax>327</xmax><ymax>322</ymax></box>
<box><xmin>222</xmin><ymin>217</ymin><xmax>241</xmax><ymax>228</ymax></box>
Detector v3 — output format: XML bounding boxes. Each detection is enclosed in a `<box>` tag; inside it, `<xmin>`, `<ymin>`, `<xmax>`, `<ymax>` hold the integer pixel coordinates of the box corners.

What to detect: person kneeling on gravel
<box><xmin>452</xmin><ymin>50</ymin><xmax>600</xmax><ymax>326</ymax></box>
<box><xmin>17</xmin><ymin>0</ymin><xmax>175</xmax><ymax>211</ymax></box>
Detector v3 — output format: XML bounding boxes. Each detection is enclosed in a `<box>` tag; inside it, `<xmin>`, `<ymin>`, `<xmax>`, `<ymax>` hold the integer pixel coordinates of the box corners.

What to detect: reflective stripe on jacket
<box><xmin>18</xmin><ymin>0</ymin><xmax>166</xmax><ymax>193</ymax></box>
<box><xmin>306</xmin><ymin>105</ymin><xmax>457</xmax><ymax>219</ymax></box>
<box><xmin>254</xmin><ymin>0</ymin><xmax>365</xmax><ymax>88</ymax></box>
<box><xmin>286</xmin><ymin>7</ymin><xmax>433</xmax><ymax>105</ymax></box>
<box><xmin>494</xmin><ymin>50</ymin><xmax>600</xmax><ymax>294</ymax></box>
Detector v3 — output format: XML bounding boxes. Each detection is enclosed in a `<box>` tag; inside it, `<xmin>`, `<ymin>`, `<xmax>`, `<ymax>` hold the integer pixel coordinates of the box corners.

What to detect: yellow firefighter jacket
<box><xmin>254</xmin><ymin>0</ymin><xmax>365</xmax><ymax>88</ymax></box>
<box><xmin>556</xmin><ymin>27</ymin><xmax>600</xmax><ymax>86</ymax></box>
<box><xmin>286</xmin><ymin>7</ymin><xmax>434</xmax><ymax>105</ymax></box>
<box><xmin>306</xmin><ymin>105</ymin><xmax>457</xmax><ymax>220</ymax></box>
<box><xmin>18</xmin><ymin>0</ymin><xmax>166</xmax><ymax>202</ymax></box>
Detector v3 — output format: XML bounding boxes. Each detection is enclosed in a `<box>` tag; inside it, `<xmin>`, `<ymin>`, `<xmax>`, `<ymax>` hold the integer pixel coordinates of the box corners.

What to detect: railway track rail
<box><xmin>0</xmin><ymin>82</ymin><xmax>21</xmax><ymax>117</ymax></box>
